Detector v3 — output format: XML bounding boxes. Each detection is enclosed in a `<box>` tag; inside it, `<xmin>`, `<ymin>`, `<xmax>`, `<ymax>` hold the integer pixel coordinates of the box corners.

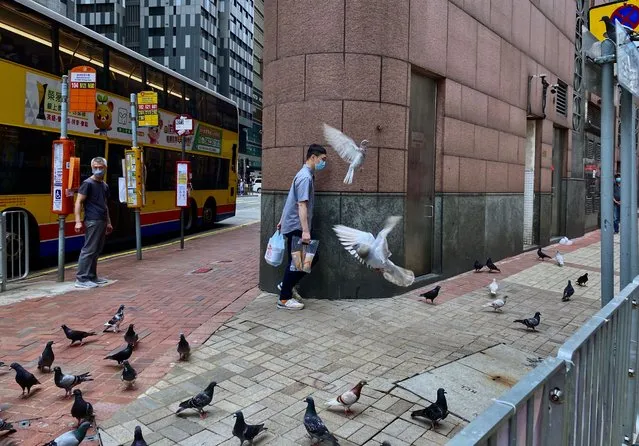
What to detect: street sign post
<box><xmin>616</xmin><ymin>20</ymin><xmax>639</xmax><ymax>96</ymax></box>
<box><xmin>173</xmin><ymin>115</ymin><xmax>193</xmax><ymax>249</ymax></box>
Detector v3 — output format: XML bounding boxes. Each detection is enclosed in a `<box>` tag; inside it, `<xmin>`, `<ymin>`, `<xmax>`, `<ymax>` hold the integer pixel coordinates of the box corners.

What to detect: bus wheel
<box><xmin>184</xmin><ymin>200</ymin><xmax>198</xmax><ymax>234</ymax></box>
<box><xmin>202</xmin><ymin>198</ymin><xmax>217</xmax><ymax>230</ymax></box>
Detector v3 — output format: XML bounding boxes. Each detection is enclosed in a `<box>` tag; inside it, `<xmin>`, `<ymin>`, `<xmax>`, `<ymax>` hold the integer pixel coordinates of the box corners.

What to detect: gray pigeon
<box><xmin>104</xmin><ymin>343</ymin><xmax>134</xmax><ymax>364</ymax></box>
<box><xmin>323</xmin><ymin>123</ymin><xmax>368</xmax><ymax>184</ymax></box>
<box><xmin>411</xmin><ymin>388</ymin><xmax>449</xmax><ymax>426</ymax></box>
<box><xmin>130</xmin><ymin>426</ymin><xmax>147</xmax><ymax>446</ymax></box>
<box><xmin>175</xmin><ymin>381</ymin><xmax>217</xmax><ymax>418</ymax></box>
<box><xmin>121</xmin><ymin>360</ymin><xmax>137</xmax><ymax>388</ymax></box>
<box><xmin>71</xmin><ymin>389</ymin><xmax>94</xmax><ymax>426</ymax></box>
<box><xmin>43</xmin><ymin>421</ymin><xmax>91</xmax><ymax>446</ymax></box>
<box><xmin>303</xmin><ymin>397</ymin><xmax>339</xmax><ymax>445</ymax></box>
<box><xmin>514</xmin><ymin>312</ymin><xmax>541</xmax><ymax>331</ymax></box>
<box><xmin>333</xmin><ymin>216</ymin><xmax>414</xmax><ymax>287</ymax></box>
<box><xmin>483</xmin><ymin>296</ymin><xmax>508</xmax><ymax>312</ymax></box>
<box><xmin>104</xmin><ymin>304</ymin><xmax>125</xmax><ymax>332</ymax></box>
<box><xmin>124</xmin><ymin>324</ymin><xmax>139</xmax><ymax>347</ymax></box>
<box><xmin>232</xmin><ymin>410</ymin><xmax>268</xmax><ymax>446</ymax></box>
<box><xmin>61</xmin><ymin>325</ymin><xmax>96</xmax><ymax>346</ymax></box>
<box><xmin>563</xmin><ymin>280</ymin><xmax>575</xmax><ymax>302</ymax></box>
<box><xmin>9</xmin><ymin>363</ymin><xmax>40</xmax><ymax>396</ymax></box>
<box><xmin>37</xmin><ymin>341</ymin><xmax>55</xmax><ymax>372</ymax></box>
<box><xmin>0</xmin><ymin>418</ymin><xmax>16</xmax><ymax>435</ymax></box>
<box><xmin>177</xmin><ymin>333</ymin><xmax>190</xmax><ymax>361</ymax></box>
<box><xmin>53</xmin><ymin>366</ymin><xmax>93</xmax><ymax>397</ymax></box>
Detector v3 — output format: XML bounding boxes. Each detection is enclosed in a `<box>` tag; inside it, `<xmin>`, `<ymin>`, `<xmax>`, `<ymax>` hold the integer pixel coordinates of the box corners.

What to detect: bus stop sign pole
<box><xmin>130</xmin><ymin>94</ymin><xmax>142</xmax><ymax>260</ymax></box>
<box><xmin>57</xmin><ymin>75</ymin><xmax>69</xmax><ymax>282</ymax></box>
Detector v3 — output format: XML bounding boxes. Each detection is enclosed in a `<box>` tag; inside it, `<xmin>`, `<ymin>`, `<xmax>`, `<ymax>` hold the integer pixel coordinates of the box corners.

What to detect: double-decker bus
<box><xmin>0</xmin><ymin>0</ymin><xmax>239</xmax><ymax>270</ymax></box>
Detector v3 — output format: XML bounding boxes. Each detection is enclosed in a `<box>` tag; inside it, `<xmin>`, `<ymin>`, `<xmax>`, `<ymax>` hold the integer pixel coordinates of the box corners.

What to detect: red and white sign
<box><xmin>173</xmin><ymin>114</ymin><xmax>193</xmax><ymax>136</ymax></box>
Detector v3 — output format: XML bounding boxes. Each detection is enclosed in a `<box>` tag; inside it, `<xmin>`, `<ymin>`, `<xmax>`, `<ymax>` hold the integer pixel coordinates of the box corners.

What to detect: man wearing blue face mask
<box><xmin>614</xmin><ymin>173</ymin><xmax>621</xmax><ymax>234</ymax></box>
<box><xmin>275</xmin><ymin>144</ymin><xmax>327</xmax><ymax>310</ymax></box>
<box><xmin>73</xmin><ymin>156</ymin><xmax>113</xmax><ymax>288</ymax></box>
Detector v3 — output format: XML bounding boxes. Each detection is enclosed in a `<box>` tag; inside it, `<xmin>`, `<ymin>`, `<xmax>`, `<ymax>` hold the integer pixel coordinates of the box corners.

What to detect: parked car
<box><xmin>252</xmin><ymin>180</ymin><xmax>262</xmax><ymax>193</ymax></box>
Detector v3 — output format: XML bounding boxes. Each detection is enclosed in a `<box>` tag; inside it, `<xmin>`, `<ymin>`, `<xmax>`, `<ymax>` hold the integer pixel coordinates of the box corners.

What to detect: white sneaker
<box><xmin>277</xmin><ymin>298</ymin><xmax>305</xmax><ymax>310</ymax></box>
<box><xmin>95</xmin><ymin>277</ymin><xmax>109</xmax><ymax>285</ymax></box>
<box><xmin>277</xmin><ymin>282</ymin><xmax>304</xmax><ymax>301</ymax></box>
<box><xmin>75</xmin><ymin>280</ymin><xmax>98</xmax><ymax>288</ymax></box>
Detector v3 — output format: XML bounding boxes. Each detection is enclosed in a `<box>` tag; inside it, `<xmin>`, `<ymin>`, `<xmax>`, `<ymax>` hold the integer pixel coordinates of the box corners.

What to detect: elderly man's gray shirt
<box><xmin>280</xmin><ymin>165</ymin><xmax>314</xmax><ymax>234</ymax></box>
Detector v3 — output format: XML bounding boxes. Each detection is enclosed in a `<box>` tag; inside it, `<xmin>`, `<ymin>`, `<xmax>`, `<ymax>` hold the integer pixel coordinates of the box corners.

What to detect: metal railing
<box><xmin>0</xmin><ymin>210</ymin><xmax>30</xmax><ymax>292</ymax></box>
<box><xmin>449</xmin><ymin>278</ymin><xmax>639</xmax><ymax>446</ymax></box>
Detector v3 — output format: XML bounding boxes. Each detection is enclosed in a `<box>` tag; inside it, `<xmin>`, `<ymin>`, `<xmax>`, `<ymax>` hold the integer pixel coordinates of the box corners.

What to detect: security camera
<box><xmin>550</xmin><ymin>84</ymin><xmax>559</xmax><ymax>94</ymax></box>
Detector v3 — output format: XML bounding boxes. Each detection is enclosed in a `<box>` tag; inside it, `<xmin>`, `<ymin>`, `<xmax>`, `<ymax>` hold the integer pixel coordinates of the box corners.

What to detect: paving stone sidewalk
<box><xmin>97</xmin><ymin>230</ymin><xmax>614</xmax><ymax>446</ymax></box>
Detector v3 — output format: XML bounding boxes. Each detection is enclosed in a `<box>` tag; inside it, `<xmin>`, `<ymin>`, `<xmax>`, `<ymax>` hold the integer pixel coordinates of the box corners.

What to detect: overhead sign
<box><xmin>68</xmin><ymin>66</ymin><xmax>96</xmax><ymax>113</ymax></box>
<box><xmin>173</xmin><ymin>114</ymin><xmax>193</xmax><ymax>136</ymax></box>
<box><xmin>616</xmin><ymin>19</ymin><xmax>639</xmax><ymax>96</ymax></box>
<box><xmin>137</xmin><ymin>91</ymin><xmax>158</xmax><ymax>127</ymax></box>
<box><xmin>590</xmin><ymin>1</ymin><xmax>639</xmax><ymax>41</ymax></box>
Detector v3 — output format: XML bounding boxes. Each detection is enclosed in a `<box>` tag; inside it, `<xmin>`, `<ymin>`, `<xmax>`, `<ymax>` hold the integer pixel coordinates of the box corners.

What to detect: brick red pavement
<box><xmin>0</xmin><ymin>224</ymin><xmax>260</xmax><ymax>445</ymax></box>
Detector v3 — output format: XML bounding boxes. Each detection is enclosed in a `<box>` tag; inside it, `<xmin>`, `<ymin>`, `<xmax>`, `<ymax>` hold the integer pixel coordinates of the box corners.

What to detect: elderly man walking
<box><xmin>74</xmin><ymin>157</ymin><xmax>113</xmax><ymax>288</ymax></box>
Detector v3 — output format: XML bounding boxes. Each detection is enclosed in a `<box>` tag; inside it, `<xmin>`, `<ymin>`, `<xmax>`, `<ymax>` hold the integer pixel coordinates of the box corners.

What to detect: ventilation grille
<box><xmin>555</xmin><ymin>81</ymin><xmax>568</xmax><ymax>117</ymax></box>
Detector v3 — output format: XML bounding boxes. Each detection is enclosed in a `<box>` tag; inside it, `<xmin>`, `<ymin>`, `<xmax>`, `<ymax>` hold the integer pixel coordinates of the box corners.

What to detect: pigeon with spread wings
<box><xmin>323</xmin><ymin>123</ymin><xmax>368</xmax><ymax>185</ymax></box>
<box><xmin>333</xmin><ymin>216</ymin><xmax>415</xmax><ymax>287</ymax></box>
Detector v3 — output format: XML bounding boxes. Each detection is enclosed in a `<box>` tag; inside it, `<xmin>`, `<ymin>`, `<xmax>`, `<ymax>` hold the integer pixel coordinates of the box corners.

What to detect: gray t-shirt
<box><xmin>79</xmin><ymin>178</ymin><xmax>109</xmax><ymax>221</ymax></box>
<box><xmin>280</xmin><ymin>165</ymin><xmax>314</xmax><ymax>234</ymax></box>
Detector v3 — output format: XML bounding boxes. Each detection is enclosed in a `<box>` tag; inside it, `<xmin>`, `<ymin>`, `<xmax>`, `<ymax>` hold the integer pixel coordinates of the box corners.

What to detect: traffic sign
<box><xmin>68</xmin><ymin>66</ymin><xmax>96</xmax><ymax>113</ymax></box>
<box><xmin>137</xmin><ymin>91</ymin><xmax>159</xmax><ymax>127</ymax></box>
<box><xmin>616</xmin><ymin>19</ymin><xmax>639</xmax><ymax>96</ymax></box>
<box><xmin>173</xmin><ymin>115</ymin><xmax>193</xmax><ymax>136</ymax></box>
<box><xmin>590</xmin><ymin>0</ymin><xmax>639</xmax><ymax>41</ymax></box>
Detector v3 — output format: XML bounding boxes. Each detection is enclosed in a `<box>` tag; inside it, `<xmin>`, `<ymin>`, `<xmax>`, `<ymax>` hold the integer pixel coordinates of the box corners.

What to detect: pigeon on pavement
<box><xmin>326</xmin><ymin>380</ymin><xmax>367</xmax><ymax>414</ymax></box>
<box><xmin>0</xmin><ymin>419</ymin><xmax>16</xmax><ymax>435</ymax></box>
<box><xmin>121</xmin><ymin>360</ymin><xmax>137</xmax><ymax>388</ymax></box>
<box><xmin>103</xmin><ymin>304</ymin><xmax>125</xmax><ymax>333</ymax></box>
<box><xmin>420</xmin><ymin>286</ymin><xmax>440</xmax><ymax>304</ymax></box>
<box><xmin>488</xmin><ymin>279</ymin><xmax>498</xmax><ymax>296</ymax></box>
<box><xmin>177</xmin><ymin>333</ymin><xmax>190</xmax><ymax>361</ymax></box>
<box><xmin>577</xmin><ymin>273</ymin><xmax>589</xmax><ymax>286</ymax></box>
<box><xmin>563</xmin><ymin>280</ymin><xmax>575</xmax><ymax>302</ymax></box>
<box><xmin>555</xmin><ymin>251</ymin><xmax>565</xmax><ymax>267</ymax></box>
<box><xmin>175</xmin><ymin>381</ymin><xmax>217</xmax><ymax>418</ymax></box>
<box><xmin>37</xmin><ymin>341</ymin><xmax>55</xmax><ymax>372</ymax></box>
<box><xmin>473</xmin><ymin>260</ymin><xmax>484</xmax><ymax>272</ymax></box>
<box><xmin>43</xmin><ymin>421</ymin><xmax>91</xmax><ymax>446</ymax></box>
<box><xmin>61</xmin><ymin>325</ymin><xmax>97</xmax><ymax>346</ymax></box>
<box><xmin>514</xmin><ymin>312</ymin><xmax>541</xmax><ymax>331</ymax></box>
<box><xmin>537</xmin><ymin>248</ymin><xmax>551</xmax><ymax>260</ymax></box>
<box><xmin>54</xmin><ymin>366</ymin><xmax>93</xmax><ymax>397</ymax></box>
<box><xmin>411</xmin><ymin>388</ymin><xmax>449</xmax><ymax>426</ymax></box>
<box><xmin>71</xmin><ymin>389</ymin><xmax>94</xmax><ymax>426</ymax></box>
<box><xmin>304</xmin><ymin>397</ymin><xmax>340</xmax><ymax>445</ymax></box>
<box><xmin>124</xmin><ymin>324</ymin><xmax>139</xmax><ymax>347</ymax></box>
<box><xmin>333</xmin><ymin>216</ymin><xmax>415</xmax><ymax>287</ymax></box>
<box><xmin>232</xmin><ymin>411</ymin><xmax>268</xmax><ymax>446</ymax></box>
<box><xmin>130</xmin><ymin>426</ymin><xmax>148</xmax><ymax>446</ymax></box>
<box><xmin>104</xmin><ymin>343</ymin><xmax>134</xmax><ymax>365</ymax></box>
<box><xmin>483</xmin><ymin>296</ymin><xmax>508</xmax><ymax>312</ymax></box>
<box><xmin>486</xmin><ymin>257</ymin><xmax>501</xmax><ymax>272</ymax></box>
<box><xmin>323</xmin><ymin>123</ymin><xmax>368</xmax><ymax>185</ymax></box>
<box><xmin>9</xmin><ymin>363</ymin><xmax>40</xmax><ymax>396</ymax></box>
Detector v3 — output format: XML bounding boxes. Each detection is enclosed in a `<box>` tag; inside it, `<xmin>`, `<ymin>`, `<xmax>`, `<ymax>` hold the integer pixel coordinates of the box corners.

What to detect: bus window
<box><xmin>0</xmin><ymin>5</ymin><xmax>54</xmax><ymax>73</ymax></box>
<box><xmin>166</xmin><ymin>77</ymin><xmax>183</xmax><ymax>113</ymax></box>
<box><xmin>58</xmin><ymin>28</ymin><xmax>105</xmax><ymax>76</ymax></box>
<box><xmin>146</xmin><ymin>67</ymin><xmax>166</xmax><ymax>109</ymax></box>
<box><xmin>109</xmin><ymin>50</ymin><xmax>143</xmax><ymax>98</ymax></box>
<box><xmin>185</xmin><ymin>85</ymin><xmax>197</xmax><ymax>117</ymax></box>
<box><xmin>162</xmin><ymin>150</ymin><xmax>179</xmax><ymax>190</ymax></box>
<box><xmin>106</xmin><ymin>143</ymin><xmax>127</xmax><ymax>195</ymax></box>
<box><xmin>72</xmin><ymin>136</ymin><xmax>106</xmax><ymax>180</ymax></box>
<box><xmin>145</xmin><ymin>147</ymin><xmax>164</xmax><ymax>191</ymax></box>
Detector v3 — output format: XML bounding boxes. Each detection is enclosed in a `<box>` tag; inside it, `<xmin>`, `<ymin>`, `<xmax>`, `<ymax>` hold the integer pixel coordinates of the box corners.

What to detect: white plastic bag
<box><xmin>264</xmin><ymin>230</ymin><xmax>285</xmax><ymax>267</ymax></box>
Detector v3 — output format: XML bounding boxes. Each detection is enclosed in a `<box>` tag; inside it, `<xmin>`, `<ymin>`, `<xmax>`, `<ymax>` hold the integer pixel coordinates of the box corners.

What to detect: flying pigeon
<box><xmin>577</xmin><ymin>273</ymin><xmax>589</xmax><ymax>286</ymax></box>
<box><xmin>486</xmin><ymin>257</ymin><xmax>501</xmax><ymax>272</ymax></box>
<box><xmin>175</xmin><ymin>381</ymin><xmax>217</xmax><ymax>418</ymax></box>
<box><xmin>537</xmin><ymin>248</ymin><xmax>551</xmax><ymax>260</ymax></box>
<box><xmin>232</xmin><ymin>410</ymin><xmax>268</xmax><ymax>446</ymax></box>
<box><xmin>71</xmin><ymin>389</ymin><xmax>94</xmax><ymax>426</ymax></box>
<box><xmin>322</xmin><ymin>123</ymin><xmax>368</xmax><ymax>185</ymax></box>
<box><xmin>473</xmin><ymin>260</ymin><xmax>484</xmax><ymax>272</ymax></box>
<box><xmin>411</xmin><ymin>388</ymin><xmax>449</xmax><ymax>426</ymax></box>
<box><xmin>177</xmin><ymin>333</ymin><xmax>191</xmax><ymax>361</ymax></box>
<box><xmin>131</xmin><ymin>426</ymin><xmax>148</xmax><ymax>446</ymax></box>
<box><xmin>333</xmin><ymin>216</ymin><xmax>415</xmax><ymax>287</ymax></box>
<box><xmin>37</xmin><ymin>340</ymin><xmax>55</xmax><ymax>372</ymax></box>
<box><xmin>0</xmin><ymin>419</ymin><xmax>16</xmax><ymax>435</ymax></box>
<box><xmin>9</xmin><ymin>363</ymin><xmax>40</xmax><ymax>396</ymax></box>
<box><xmin>104</xmin><ymin>343</ymin><xmax>134</xmax><ymax>365</ymax></box>
<box><xmin>563</xmin><ymin>280</ymin><xmax>575</xmax><ymax>302</ymax></box>
<box><xmin>514</xmin><ymin>312</ymin><xmax>541</xmax><ymax>331</ymax></box>
<box><xmin>124</xmin><ymin>324</ymin><xmax>139</xmax><ymax>347</ymax></box>
<box><xmin>121</xmin><ymin>360</ymin><xmax>137</xmax><ymax>388</ymax></box>
<box><xmin>54</xmin><ymin>366</ymin><xmax>93</xmax><ymax>397</ymax></box>
<box><xmin>488</xmin><ymin>279</ymin><xmax>498</xmax><ymax>296</ymax></box>
<box><xmin>61</xmin><ymin>325</ymin><xmax>97</xmax><ymax>346</ymax></box>
<box><xmin>555</xmin><ymin>251</ymin><xmax>564</xmax><ymax>267</ymax></box>
<box><xmin>103</xmin><ymin>304</ymin><xmax>125</xmax><ymax>333</ymax></box>
<box><xmin>303</xmin><ymin>397</ymin><xmax>340</xmax><ymax>445</ymax></box>
<box><xmin>420</xmin><ymin>286</ymin><xmax>441</xmax><ymax>304</ymax></box>
<box><xmin>483</xmin><ymin>296</ymin><xmax>508</xmax><ymax>312</ymax></box>
<box><xmin>326</xmin><ymin>380</ymin><xmax>367</xmax><ymax>414</ymax></box>
<box><xmin>43</xmin><ymin>421</ymin><xmax>91</xmax><ymax>446</ymax></box>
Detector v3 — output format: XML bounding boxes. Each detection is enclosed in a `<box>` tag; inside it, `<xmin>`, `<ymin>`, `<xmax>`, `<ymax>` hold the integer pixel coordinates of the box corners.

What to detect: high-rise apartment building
<box><xmin>76</xmin><ymin>0</ymin><xmax>124</xmax><ymax>44</ymax></box>
<box><xmin>245</xmin><ymin>0</ymin><xmax>263</xmax><ymax>176</ymax></box>
<box><xmin>32</xmin><ymin>0</ymin><xmax>75</xmax><ymax>20</ymax></box>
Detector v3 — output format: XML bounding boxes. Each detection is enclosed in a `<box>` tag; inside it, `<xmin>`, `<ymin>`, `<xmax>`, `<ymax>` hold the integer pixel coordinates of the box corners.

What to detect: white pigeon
<box><xmin>323</xmin><ymin>123</ymin><xmax>368</xmax><ymax>184</ymax></box>
<box><xmin>325</xmin><ymin>380</ymin><xmax>367</xmax><ymax>414</ymax></box>
<box><xmin>555</xmin><ymin>251</ymin><xmax>565</xmax><ymax>267</ymax></box>
<box><xmin>483</xmin><ymin>295</ymin><xmax>508</xmax><ymax>312</ymax></box>
<box><xmin>488</xmin><ymin>279</ymin><xmax>498</xmax><ymax>295</ymax></box>
<box><xmin>333</xmin><ymin>216</ymin><xmax>415</xmax><ymax>287</ymax></box>
<box><xmin>559</xmin><ymin>236</ymin><xmax>573</xmax><ymax>246</ymax></box>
